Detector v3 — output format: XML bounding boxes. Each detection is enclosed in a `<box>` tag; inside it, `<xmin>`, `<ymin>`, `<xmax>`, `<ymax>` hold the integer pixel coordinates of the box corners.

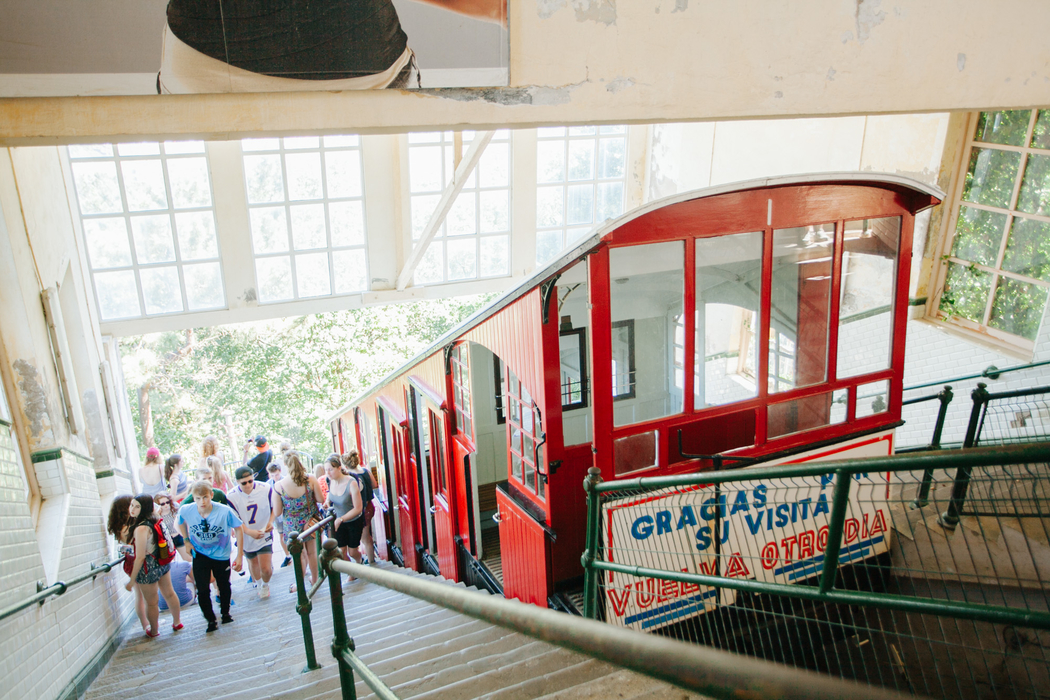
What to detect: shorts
<box><xmin>136</xmin><ymin>555</ymin><xmax>170</xmax><ymax>585</ymax></box>
<box><xmin>173</xmin><ymin>533</ymin><xmax>185</xmax><ymax>548</ymax></box>
<box><xmin>334</xmin><ymin>516</ymin><xmax>365</xmax><ymax>549</ymax></box>
<box><xmin>245</xmin><ymin>545</ymin><xmax>273</xmax><ymax>560</ymax></box>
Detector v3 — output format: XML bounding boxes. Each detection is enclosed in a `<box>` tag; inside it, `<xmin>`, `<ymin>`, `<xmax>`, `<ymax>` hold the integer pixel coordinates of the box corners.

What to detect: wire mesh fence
<box><xmin>587</xmin><ymin>447</ymin><xmax>1050</xmax><ymax>699</ymax></box>
<box><xmin>976</xmin><ymin>388</ymin><xmax>1050</xmax><ymax>447</ymax></box>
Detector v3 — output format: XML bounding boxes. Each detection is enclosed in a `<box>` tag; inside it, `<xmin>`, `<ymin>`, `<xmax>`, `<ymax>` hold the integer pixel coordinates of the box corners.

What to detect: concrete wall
<box><xmin>0</xmin><ymin>146</ymin><xmax>137</xmax><ymax>700</ymax></box>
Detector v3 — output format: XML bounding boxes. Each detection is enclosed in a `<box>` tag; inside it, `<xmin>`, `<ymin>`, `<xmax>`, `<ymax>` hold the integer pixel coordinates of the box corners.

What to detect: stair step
<box><xmin>532</xmin><ymin>669</ymin><xmax>709</xmax><ymax>700</ymax></box>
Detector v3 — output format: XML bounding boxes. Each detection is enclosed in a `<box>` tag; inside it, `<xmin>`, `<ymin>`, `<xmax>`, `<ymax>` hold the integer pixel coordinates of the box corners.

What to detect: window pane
<box><xmin>174</xmin><ymin>211</ymin><xmax>219</xmax><ymax>260</ymax></box>
<box><xmin>1017</xmin><ymin>153</ymin><xmax>1050</xmax><ymax>217</ymax></box>
<box><xmin>409</xmin><ymin>145</ymin><xmax>443</xmax><ymax>192</ymax></box>
<box><xmin>131</xmin><ymin>215</ymin><xmax>176</xmax><ymax>264</ymax></box>
<box><xmin>290</xmin><ymin>203</ymin><xmax>327</xmax><ymax>250</ymax></box>
<box><xmin>695</xmin><ymin>231</ymin><xmax>763</xmax><ymax>408</ymax></box>
<box><xmin>121</xmin><ymin>160</ymin><xmax>168</xmax><ymax>211</ymax></box>
<box><xmin>962</xmin><ymin>147</ymin><xmax>1020</xmax><ymax>209</ymax></box>
<box><xmin>166</xmin><ymin>157</ymin><xmax>212</xmax><ymax>208</ymax></box>
<box><xmin>329</xmin><ymin>200</ymin><xmax>365</xmax><ymax>247</ymax></box>
<box><xmin>414</xmin><ymin>242</ymin><xmax>443</xmax><ymax>284</ymax></box>
<box><xmin>285</xmin><ymin>152</ymin><xmax>323</xmax><ymax>200</ymax></box>
<box><xmin>595</xmin><ymin>181</ymin><xmax>623</xmax><ymax>223</ymax></box>
<box><xmin>323</xmin><ymin>135</ymin><xmax>359</xmax><ymax>148</ymax></box>
<box><xmin>183</xmin><ymin>262</ymin><xmax>224</xmax><ymax>310</ymax></box>
<box><xmin>1032</xmin><ymin>110</ymin><xmax>1050</xmax><ymax>150</ymax></box>
<box><xmin>837</xmin><ymin>217</ymin><xmax>900</xmax><ymax>379</ymax></box>
<box><xmin>856</xmin><ymin>380</ymin><xmax>890</xmax><ymax>419</ymax></box>
<box><xmin>598</xmin><ymin>137</ymin><xmax>626</xmax><ymax>179</ymax></box>
<box><xmin>164</xmin><ymin>140</ymin><xmax>205</xmax><ymax>155</ymax></box>
<box><xmin>141</xmin><ymin>266</ymin><xmax>183</xmax><ymax>314</ymax></box>
<box><xmin>250</xmin><ymin>207</ymin><xmax>289</xmax><ymax>254</ymax></box>
<box><xmin>333</xmin><ymin>249</ymin><xmax>367</xmax><ymax>293</ymax></box>
<box><xmin>569</xmin><ymin>126</ymin><xmax>596</xmax><ymax>136</ymax></box>
<box><xmin>610</xmin><ymin>241</ymin><xmax>684</xmax><ymax>427</ymax></box>
<box><xmin>72</xmin><ymin>162</ymin><xmax>123</xmax><ymax>214</ymax></box>
<box><xmin>951</xmin><ymin>205</ymin><xmax>1007</xmax><ymax>266</ymax></box>
<box><xmin>324</xmin><ymin>150</ymin><xmax>362</xmax><ymax>198</ymax></box>
<box><xmin>768</xmin><ymin>390</ymin><xmax>844</xmax><ymax>438</ymax></box>
<box><xmin>284</xmin><ymin>136</ymin><xmax>319</xmax><ymax>150</ymax></box>
<box><xmin>974</xmin><ymin>110</ymin><xmax>1031</xmax><ymax>146</ymax></box>
<box><xmin>536</xmin><ymin>230</ymin><xmax>562</xmax><ymax>265</ymax></box>
<box><xmin>447</xmin><ymin>238</ymin><xmax>477</xmax><ymax>280</ymax></box>
<box><xmin>1003</xmin><ymin>216</ymin><xmax>1050</xmax><ymax>282</ymax></box>
<box><xmin>83</xmin><ymin>218</ymin><xmax>132</xmax><ymax>268</ymax></box>
<box><xmin>536</xmin><ymin>187</ymin><xmax>564</xmax><ymax>227</ymax></box>
<box><xmin>939</xmin><ymin>261</ymin><xmax>992</xmax><ymax>324</ymax></box>
<box><xmin>118</xmin><ymin>142</ymin><xmax>160</xmax><ymax>156</ymax></box>
<box><xmin>295</xmin><ymin>252</ymin><xmax>331</xmax><ymax>297</ymax></box>
<box><xmin>256</xmin><ymin>256</ymin><xmax>293</xmax><ymax>302</ymax></box>
<box><xmin>613</xmin><ymin>431</ymin><xmax>658</xmax><ymax>476</ymax></box>
<box><xmin>770</xmin><ymin>226</ymin><xmax>833</xmax><ymax>392</ymax></box>
<box><xmin>566</xmin><ymin>184</ymin><xmax>593</xmax><ymax>225</ymax></box>
<box><xmin>411</xmin><ymin>194</ymin><xmax>440</xmax><ymax>240</ymax></box>
<box><xmin>538</xmin><ymin>127</ymin><xmax>566</xmax><ymax>138</ymax></box>
<box><xmin>537</xmin><ymin>141</ymin><xmax>565</xmax><ymax>184</ymax></box>
<box><xmin>242</xmin><ymin>138</ymin><xmax>280</xmax><ymax>152</ymax></box>
<box><xmin>567</xmin><ymin>140</ymin><xmax>595</xmax><ymax>181</ymax></box>
<box><xmin>68</xmin><ymin>144</ymin><xmax>113</xmax><ymax>158</ymax></box>
<box><xmin>479</xmin><ymin>190</ymin><xmax>509</xmax><ymax>233</ymax></box>
<box><xmin>567</xmin><ymin>226</ymin><xmax>591</xmax><ymax>245</ymax></box>
<box><xmin>244</xmin><ymin>154</ymin><xmax>285</xmax><ymax>203</ymax></box>
<box><xmin>447</xmin><ymin>192</ymin><xmax>477</xmax><ymax>236</ymax></box>
<box><xmin>479</xmin><ymin>236</ymin><xmax>508</xmax><ymax>277</ymax></box>
<box><xmin>94</xmin><ymin>270</ymin><xmax>140</xmax><ymax>319</ymax></box>
<box><xmin>989</xmin><ymin>276</ymin><xmax>1049</xmax><ymax>341</ymax></box>
<box><xmin>480</xmin><ymin>142</ymin><xmax>509</xmax><ymax>188</ymax></box>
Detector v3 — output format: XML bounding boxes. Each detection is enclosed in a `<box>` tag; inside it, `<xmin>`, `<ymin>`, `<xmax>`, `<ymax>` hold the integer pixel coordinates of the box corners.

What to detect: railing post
<box><xmin>818</xmin><ymin>470</ymin><xmax>852</xmax><ymax>594</ymax></box>
<box><xmin>582</xmin><ymin>466</ymin><xmax>603</xmax><ymax>620</ymax></box>
<box><xmin>323</xmin><ymin>538</ymin><xmax>357</xmax><ymax>700</ymax></box>
<box><xmin>289</xmin><ymin>532</ymin><xmax>321</xmax><ymax>672</ymax></box>
<box><xmin>912</xmin><ymin>385</ymin><xmax>953</xmax><ymax>508</ymax></box>
<box><xmin>940</xmin><ymin>383</ymin><xmax>990</xmax><ymax>528</ymax></box>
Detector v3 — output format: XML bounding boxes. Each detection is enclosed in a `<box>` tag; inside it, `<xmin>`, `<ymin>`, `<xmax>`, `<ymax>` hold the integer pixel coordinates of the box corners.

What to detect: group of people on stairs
<box><xmin>108</xmin><ymin>435</ymin><xmax>379</xmax><ymax>639</ymax></box>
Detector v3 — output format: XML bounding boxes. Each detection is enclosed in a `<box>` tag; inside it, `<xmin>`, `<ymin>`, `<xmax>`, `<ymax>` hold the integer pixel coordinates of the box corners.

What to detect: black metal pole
<box><xmin>913</xmin><ymin>385</ymin><xmax>953</xmax><ymax>508</ymax></box>
<box><xmin>288</xmin><ymin>532</ymin><xmax>321</xmax><ymax>671</ymax></box>
<box><xmin>323</xmin><ymin>538</ymin><xmax>357</xmax><ymax>700</ymax></box>
<box><xmin>940</xmin><ymin>383</ymin><xmax>989</xmax><ymax>528</ymax></box>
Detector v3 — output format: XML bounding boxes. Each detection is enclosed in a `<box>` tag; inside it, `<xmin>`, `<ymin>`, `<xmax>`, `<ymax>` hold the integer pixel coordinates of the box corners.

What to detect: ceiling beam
<box><xmin>396</xmin><ymin>130</ymin><xmax>494</xmax><ymax>291</ymax></box>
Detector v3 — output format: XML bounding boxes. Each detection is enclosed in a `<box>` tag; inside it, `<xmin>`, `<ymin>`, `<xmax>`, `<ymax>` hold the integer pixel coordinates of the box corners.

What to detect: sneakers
<box><xmin>221</xmin><ymin>614</ymin><xmax>234</xmax><ymax>624</ymax></box>
<box><xmin>206</xmin><ymin>620</ymin><xmax>218</xmax><ymax>633</ymax></box>
<box><xmin>215</xmin><ymin>595</ymin><xmax>237</xmax><ymax>606</ymax></box>
<box><xmin>281</xmin><ymin>556</ymin><xmax>293</xmax><ymax>568</ymax></box>
<box><xmin>258</xmin><ymin>582</ymin><xmax>270</xmax><ymax>599</ymax></box>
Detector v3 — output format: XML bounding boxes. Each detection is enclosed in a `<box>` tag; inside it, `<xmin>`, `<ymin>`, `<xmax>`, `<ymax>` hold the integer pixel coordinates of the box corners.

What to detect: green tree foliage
<box><xmin>121</xmin><ymin>295</ymin><xmax>493</xmax><ymax>462</ymax></box>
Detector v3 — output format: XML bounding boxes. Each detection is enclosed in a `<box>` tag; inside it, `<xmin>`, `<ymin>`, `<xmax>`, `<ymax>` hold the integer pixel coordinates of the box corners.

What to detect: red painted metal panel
<box><xmin>496</xmin><ymin>488</ymin><xmax>552</xmax><ymax>606</ymax></box>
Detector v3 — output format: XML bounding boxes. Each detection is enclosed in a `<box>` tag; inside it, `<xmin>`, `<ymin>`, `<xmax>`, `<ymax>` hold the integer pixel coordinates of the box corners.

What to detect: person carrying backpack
<box><xmin>125</xmin><ymin>494</ymin><xmax>184</xmax><ymax>638</ymax></box>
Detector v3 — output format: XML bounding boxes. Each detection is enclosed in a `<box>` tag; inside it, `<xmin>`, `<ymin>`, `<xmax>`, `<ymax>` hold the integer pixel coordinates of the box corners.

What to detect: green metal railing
<box><xmin>0</xmin><ymin>555</ymin><xmax>123</xmax><ymax>622</ymax></box>
<box><xmin>287</xmin><ymin>514</ymin><xmax>334</xmax><ymax>671</ymax></box>
<box><xmin>318</xmin><ymin>540</ymin><xmax>917</xmax><ymax>700</ymax></box>
<box><xmin>582</xmin><ymin>441</ymin><xmax>1050</xmax><ymax>698</ymax></box>
<box><xmin>903</xmin><ymin>359</ymin><xmax>1050</xmax><ymax>393</ymax></box>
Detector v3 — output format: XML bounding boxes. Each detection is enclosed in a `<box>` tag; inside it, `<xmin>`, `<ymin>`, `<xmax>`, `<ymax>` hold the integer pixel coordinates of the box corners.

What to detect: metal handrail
<box><xmin>581</xmin><ymin>442</ymin><xmax>1050</xmax><ymax>634</ymax></box>
<box><xmin>904</xmin><ymin>359</ymin><xmax>1050</xmax><ymax>392</ymax></box>
<box><xmin>0</xmin><ymin>556</ymin><xmax>123</xmax><ymax>623</ymax></box>
<box><xmin>321</xmin><ymin>545</ymin><xmax>916</xmax><ymax>700</ymax></box>
<box><xmin>288</xmin><ymin>514</ymin><xmax>335</xmax><ymax>672</ymax></box>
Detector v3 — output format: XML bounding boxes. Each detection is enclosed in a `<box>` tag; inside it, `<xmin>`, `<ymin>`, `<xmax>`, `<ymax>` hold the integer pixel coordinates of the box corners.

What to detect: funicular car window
<box><xmin>558</xmin><ymin>259</ymin><xmax>593</xmax><ymax>446</ymax></box>
<box><xmin>609</xmin><ymin>241</ymin><xmax>684</xmax><ymax>428</ymax></box>
<box><xmin>506</xmin><ymin>366</ymin><xmax>544</xmax><ymax>500</ymax></box>
<box><xmin>450</xmin><ymin>343</ymin><xmax>473</xmax><ymax>440</ymax></box>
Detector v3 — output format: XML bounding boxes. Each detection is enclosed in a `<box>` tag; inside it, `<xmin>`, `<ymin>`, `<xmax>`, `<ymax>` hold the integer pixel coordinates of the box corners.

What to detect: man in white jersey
<box><xmin>226</xmin><ymin>466</ymin><xmax>276</xmax><ymax>598</ymax></box>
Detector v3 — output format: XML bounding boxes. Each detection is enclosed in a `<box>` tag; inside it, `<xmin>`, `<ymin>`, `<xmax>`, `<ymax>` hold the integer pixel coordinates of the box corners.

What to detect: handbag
<box><xmin>122</xmin><ymin>546</ymin><xmax>135</xmax><ymax>576</ymax></box>
<box><xmin>305</xmin><ymin>480</ymin><xmax>323</xmax><ymax>529</ymax></box>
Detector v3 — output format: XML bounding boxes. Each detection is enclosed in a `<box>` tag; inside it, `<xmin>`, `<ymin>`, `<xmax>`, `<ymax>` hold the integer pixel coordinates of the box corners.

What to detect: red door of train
<box><xmin>389</xmin><ymin>406</ymin><xmax>423</xmax><ymax>572</ymax></box>
<box><xmin>426</xmin><ymin>404</ymin><xmax>459</xmax><ymax>579</ymax></box>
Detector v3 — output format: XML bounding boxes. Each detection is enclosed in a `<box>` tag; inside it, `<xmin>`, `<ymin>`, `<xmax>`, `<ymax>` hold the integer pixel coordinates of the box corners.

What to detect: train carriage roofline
<box><xmin>326</xmin><ymin>172</ymin><xmax>944</xmax><ymax>424</ymax></box>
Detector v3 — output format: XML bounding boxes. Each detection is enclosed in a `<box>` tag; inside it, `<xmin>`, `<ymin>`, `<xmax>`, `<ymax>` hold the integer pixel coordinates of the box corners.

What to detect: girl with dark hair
<box><xmin>125</xmin><ymin>494</ymin><xmax>184</xmax><ymax>637</ymax></box>
<box><xmin>342</xmin><ymin>450</ymin><xmax>378</xmax><ymax>565</ymax></box>
<box><xmin>107</xmin><ymin>495</ymin><xmax>149</xmax><ymax>633</ymax></box>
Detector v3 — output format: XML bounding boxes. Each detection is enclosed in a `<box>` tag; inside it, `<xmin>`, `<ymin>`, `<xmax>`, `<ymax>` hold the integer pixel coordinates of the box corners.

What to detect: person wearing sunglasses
<box><xmin>226</xmin><ymin>467</ymin><xmax>277</xmax><ymax>599</ymax></box>
<box><xmin>154</xmin><ymin>494</ymin><xmax>191</xmax><ymax>561</ymax></box>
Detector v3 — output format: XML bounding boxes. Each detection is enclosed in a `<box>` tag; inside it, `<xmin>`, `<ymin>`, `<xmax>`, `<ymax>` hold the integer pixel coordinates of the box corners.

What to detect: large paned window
<box><xmin>242</xmin><ymin>135</ymin><xmax>368</xmax><ymax>303</ymax></box>
<box><xmin>609</xmin><ymin>241</ymin><xmax>684</xmax><ymax>428</ymax></box>
<box><xmin>450</xmin><ymin>343</ymin><xmax>473</xmax><ymax>441</ymax></box>
<box><xmin>505</xmin><ymin>367</ymin><xmax>544</xmax><ymax>500</ymax></box>
<box><xmin>536</xmin><ymin>126</ymin><xmax>628</xmax><ymax>265</ymax></box>
<box><xmin>694</xmin><ymin>232</ymin><xmax>764</xmax><ymax>408</ymax></box>
<box><xmin>935</xmin><ymin>109</ymin><xmax>1050</xmax><ymax>349</ymax></box>
<box><xmin>409</xmin><ymin>130</ymin><xmax>511</xmax><ymax>284</ymax></box>
<box><xmin>769</xmin><ymin>225</ymin><xmax>834</xmax><ymax>393</ymax></box>
<box><xmin>69</xmin><ymin>142</ymin><xmax>224</xmax><ymax>320</ymax></box>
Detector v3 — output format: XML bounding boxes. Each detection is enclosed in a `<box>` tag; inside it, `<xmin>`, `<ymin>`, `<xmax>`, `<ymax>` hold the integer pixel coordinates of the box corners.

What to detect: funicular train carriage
<box><xmin>328</xmin><ymin>173</ymin><xmax>941</xmax><ymax>614</ymax></box>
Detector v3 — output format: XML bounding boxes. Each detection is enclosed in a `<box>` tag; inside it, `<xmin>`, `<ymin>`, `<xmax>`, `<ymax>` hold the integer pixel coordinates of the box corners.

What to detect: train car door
<box><xmin>426</xmin><ymin>405</ymin><xmax>460</xmax><ymax>579</ymax></box>
<box><xmin>407</xmin><ymin>385</ymin><xmax>437</xmax><ymax>572</ymax></box>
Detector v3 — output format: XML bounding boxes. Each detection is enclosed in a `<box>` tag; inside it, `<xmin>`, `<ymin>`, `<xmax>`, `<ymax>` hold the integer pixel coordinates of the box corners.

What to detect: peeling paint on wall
<box><xmin>827</xmin><ymin>67</ymin><xmax>837</xmax><ymax>81</ymax></box>
<box><xmin>419</xmin><ymin>87</ymin><xmax>534</xmax><ymax>105</ymax></box>
<box><xmin>957</xmin><ymin>53</ymin><xmax>966</xmax><ymax>72</ymax></box>
<box><xmin>537</xmin><ymin>0</ymin><xmax>566</xmax><ymax>20</ymax></box>
<box><xmin>606</xmin><ymin>77</ymin><xmax>634</xmax><ymax>93</ymax></box>
<box><xmin>855</xmin><ymin>0</ymin><xmax>886</xmax><ymax>44</ymax></box>
<box><xmin>82</xmin><ymin>389</ymin><xmax>109</xmax><ymax>467</ymax></box>
<box><xmin>13</xmin><ymin>359</ymin><xmax>55</xmax><ymax>444</ymax></box>
<box><xmin>841</xmin><ymin>30</ymin><xmax>854</xmax><ymax>43</ymax></box>
<box><xmin>573</xmin><ymin>0</ymin><xmax>617</xmax><ymax>26</ymax></box>
<box><xmin>243</xmin><ymin>287</ymin><xmax>257</xmax><ymax>303</ymax></box>
<box><xmin>672</xmin><ymin>0</ymin><xmax>688</xmax><ymax>13</ymax></box>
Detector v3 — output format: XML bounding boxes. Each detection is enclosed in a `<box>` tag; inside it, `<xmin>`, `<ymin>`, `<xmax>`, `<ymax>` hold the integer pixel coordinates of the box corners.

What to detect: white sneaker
<box><xmin>258</xmin><ymin>582</ymin><xmax>270</xmax><ymax>599</ymax></box>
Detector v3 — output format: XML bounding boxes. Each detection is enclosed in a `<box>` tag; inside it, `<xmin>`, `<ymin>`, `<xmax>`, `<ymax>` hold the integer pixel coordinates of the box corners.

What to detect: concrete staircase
<box><xmin>84</xmin><ymin>560</ymin><xmax>706</xmax><ymax>700</ymax></box>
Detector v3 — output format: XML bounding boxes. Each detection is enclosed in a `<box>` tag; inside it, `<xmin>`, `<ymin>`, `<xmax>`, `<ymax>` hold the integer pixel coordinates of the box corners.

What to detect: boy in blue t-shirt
<box><xmin>177</xmin><ymin>480</ymin><xmax>245</xmax><ymax>632</ymax></box>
